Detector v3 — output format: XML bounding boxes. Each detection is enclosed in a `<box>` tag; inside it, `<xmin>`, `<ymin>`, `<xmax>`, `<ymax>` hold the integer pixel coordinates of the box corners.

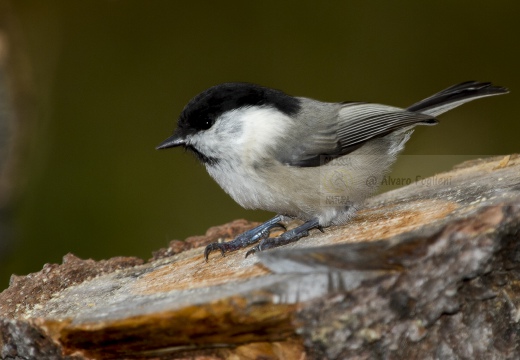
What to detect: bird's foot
<box><xmin>245</xmin><ymin>218</ymin><xmax>320</xmax><ymax>257</ymax></box>
<box><xmin>204</xmin><ymin>216</ymin><xmax>285</xmax><ymax>261</ymax></box>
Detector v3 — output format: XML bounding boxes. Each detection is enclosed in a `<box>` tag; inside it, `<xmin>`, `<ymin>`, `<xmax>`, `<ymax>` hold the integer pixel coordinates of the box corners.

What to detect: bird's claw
<box><xmin>204</xmin><ymin>242</ymin><xmax>227</xmax><ymax>262</ymax></box>
<box><xmin>245</xmin><ymin>246</ymin><xmax>260</xmax><ymax>258</ymax></box>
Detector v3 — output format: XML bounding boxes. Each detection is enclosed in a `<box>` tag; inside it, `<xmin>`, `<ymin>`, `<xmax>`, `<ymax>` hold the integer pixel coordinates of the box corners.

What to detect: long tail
<box><xmin>407</xmin><ymin>81</ymin><xmax>508</xmax><ymax>117</ymax></box>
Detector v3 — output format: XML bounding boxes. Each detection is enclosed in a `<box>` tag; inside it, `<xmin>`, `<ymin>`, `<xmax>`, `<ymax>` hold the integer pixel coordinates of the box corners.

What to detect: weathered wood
<box><xmin>1</xmin><ymin>155</ymin><xmax>520</xmax><ymax>359</ymax></box>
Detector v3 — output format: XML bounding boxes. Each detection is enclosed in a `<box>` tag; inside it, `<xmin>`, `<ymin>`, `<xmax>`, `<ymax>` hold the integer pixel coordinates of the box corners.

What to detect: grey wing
<box><xmin>336</xmin><ymin>103</ymin><xmax>437</xmax><ymax>151</ymax></box>
<box><xmin>277</xmin><ymin>102</ymin><xmax>437</xmax><ymax>167</ymax></box>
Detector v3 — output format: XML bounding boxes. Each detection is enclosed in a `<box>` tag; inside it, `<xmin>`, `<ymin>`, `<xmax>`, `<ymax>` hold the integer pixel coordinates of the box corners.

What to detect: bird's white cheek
<box><xmin>233</xmin><ymin>110</ymin><xmax>289</xmax><ymax>168</ymax></box>
<box><xmin>239</xmin><ymin>107</ymin><xmax>293</xmax><ymax>153</ymax></box>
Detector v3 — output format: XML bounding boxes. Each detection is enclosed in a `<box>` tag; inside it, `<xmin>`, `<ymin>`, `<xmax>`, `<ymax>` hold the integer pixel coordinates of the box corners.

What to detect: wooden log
<box><xmin>1</xmin><ymin>155</ymin><xmax>519</xmax><ymax>359</ymax></box>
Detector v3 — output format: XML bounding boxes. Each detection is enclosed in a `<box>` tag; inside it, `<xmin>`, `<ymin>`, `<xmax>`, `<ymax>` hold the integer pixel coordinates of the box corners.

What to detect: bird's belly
<box><xmin>205</xmin><ymin>160</ymin><xmax>370</xmax><ymax>226</ymax></box>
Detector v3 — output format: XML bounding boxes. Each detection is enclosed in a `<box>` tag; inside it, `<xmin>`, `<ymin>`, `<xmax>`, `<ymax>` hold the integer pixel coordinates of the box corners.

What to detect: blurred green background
<box><xmin>0</xmin><ymin>1</ymin><xmax>518</xmax><ymax>289</ymax></box>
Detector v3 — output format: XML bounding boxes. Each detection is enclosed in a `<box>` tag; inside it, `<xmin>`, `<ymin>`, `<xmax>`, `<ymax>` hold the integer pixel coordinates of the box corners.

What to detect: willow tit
<box><xmin>157</xmin><ymin>81</ymin><xmax>508</xmax><ymax>260</ymax></box>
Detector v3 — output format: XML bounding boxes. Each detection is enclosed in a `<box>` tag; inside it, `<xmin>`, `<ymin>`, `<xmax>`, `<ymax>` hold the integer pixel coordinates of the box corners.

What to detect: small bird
<box><xmin>157</xmin><ymin>81</ymin><xmax>508</xmax><ymax>260</ymax></box>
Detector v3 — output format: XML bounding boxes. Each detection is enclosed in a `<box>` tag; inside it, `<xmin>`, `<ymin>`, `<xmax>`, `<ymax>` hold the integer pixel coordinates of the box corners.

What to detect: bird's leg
<box><xmin>204</xmin><ymin>215</ymin><xmax>285</xmax><ymax>261</ymax></box>
<box><xmin>245</xmin><ymin>218</ymin><xmax>321</xmax><ymax>257</ymax></box>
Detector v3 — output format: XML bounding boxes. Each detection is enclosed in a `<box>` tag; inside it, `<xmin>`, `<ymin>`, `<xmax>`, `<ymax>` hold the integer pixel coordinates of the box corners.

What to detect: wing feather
<box><xmin>277</xmin><ymin>102</ymin><xmax>436</xmax><ymax>167</ymax></box>
<box><xmin>336</xmin><ymin>103</ymin><xmax>436</xmax><ymax>151</ymax></box>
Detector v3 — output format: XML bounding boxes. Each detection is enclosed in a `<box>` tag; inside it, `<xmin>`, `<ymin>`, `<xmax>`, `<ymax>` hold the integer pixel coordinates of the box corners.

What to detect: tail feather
<box><xmin>407</xmin><ymin>81</ymin><xmax>508</xmax><ymax>117</ymax></box>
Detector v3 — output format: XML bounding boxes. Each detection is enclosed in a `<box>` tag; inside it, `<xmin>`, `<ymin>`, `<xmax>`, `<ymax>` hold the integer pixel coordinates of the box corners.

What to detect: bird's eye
<box><xmin>198</xmin><ymin>118</ymin><xmax>213</xmax><ymax>130</ymax></box>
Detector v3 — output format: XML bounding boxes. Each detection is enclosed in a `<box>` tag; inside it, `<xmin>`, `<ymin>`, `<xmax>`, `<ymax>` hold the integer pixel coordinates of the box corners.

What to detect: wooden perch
<box><xmin>1</xmin><ymin>155</ymin><xmax>520</xmax><ymax>359</ymax></box>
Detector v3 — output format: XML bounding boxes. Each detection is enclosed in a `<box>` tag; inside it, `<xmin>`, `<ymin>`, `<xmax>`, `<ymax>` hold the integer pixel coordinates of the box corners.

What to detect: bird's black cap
<box><xmin>176</xmin><ymin>82</ymin><xmax>301</xmax><ymax>134</ymax></box>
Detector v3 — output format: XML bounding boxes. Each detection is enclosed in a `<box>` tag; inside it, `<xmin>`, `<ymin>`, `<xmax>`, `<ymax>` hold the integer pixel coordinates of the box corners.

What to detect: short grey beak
<box><xmin>156</xmin><ymin>133</ymin><xmax>186</xmax><ymax>150</ymax></box>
